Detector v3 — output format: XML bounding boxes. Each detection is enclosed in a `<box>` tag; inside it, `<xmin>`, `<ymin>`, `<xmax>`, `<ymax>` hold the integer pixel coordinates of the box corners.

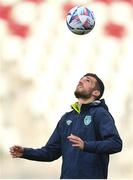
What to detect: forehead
<box><xmin>81</xmin><ymin>76</ymin><xmax>97</xmax><ymax>83</ymax></box>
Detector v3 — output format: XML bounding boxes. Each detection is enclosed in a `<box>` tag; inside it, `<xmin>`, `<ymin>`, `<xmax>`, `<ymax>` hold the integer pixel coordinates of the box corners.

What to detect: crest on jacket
<box><xmin>84</xmin><ymin>116</ymin><xmax>92</xmax><ymax>126</ymax></box>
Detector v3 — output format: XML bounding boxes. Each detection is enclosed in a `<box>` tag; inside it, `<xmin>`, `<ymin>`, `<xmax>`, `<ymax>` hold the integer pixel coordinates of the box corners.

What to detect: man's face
<box><xmin>74</xmin><ymin>76</ymin><xmax>97</xmax><ymax>99</ymax></box>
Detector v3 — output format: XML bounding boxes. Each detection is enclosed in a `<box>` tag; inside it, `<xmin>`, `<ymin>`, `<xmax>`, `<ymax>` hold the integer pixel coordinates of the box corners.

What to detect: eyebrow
<box><xmin>85</xmin><ymin>76</ymin><xmax>96</xmax><ymax>84</ymax></box>
<box><xmin>86</xmin><ymin>76</ymin><xmax>92</xmax><ymax>81</ymax></box>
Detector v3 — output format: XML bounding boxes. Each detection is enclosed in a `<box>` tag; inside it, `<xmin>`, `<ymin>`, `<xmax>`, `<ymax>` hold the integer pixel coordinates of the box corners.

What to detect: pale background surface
<box><xmin>0</xmin><ymin>0</ymin><xmax>133</xmax><ymax>179</ymax></box>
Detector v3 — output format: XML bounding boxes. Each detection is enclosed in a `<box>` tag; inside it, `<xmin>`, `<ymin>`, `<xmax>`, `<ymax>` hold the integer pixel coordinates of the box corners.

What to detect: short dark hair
<box><xmin>83</xmin><ymin>73</ymin><xmax>105</xmax><ymax>100</ymax></box>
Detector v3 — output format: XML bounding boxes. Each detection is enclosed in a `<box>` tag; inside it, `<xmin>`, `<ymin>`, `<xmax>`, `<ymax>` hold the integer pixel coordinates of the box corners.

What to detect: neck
<box><xmin>78</xmin><ymin>97</ymin><xmax>95</xmax><ymax>105</ymax></box>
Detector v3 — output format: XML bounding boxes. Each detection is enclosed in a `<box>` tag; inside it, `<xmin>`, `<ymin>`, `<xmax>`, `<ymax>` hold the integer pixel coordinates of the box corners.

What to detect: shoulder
<box><xmin>94</xmin><ymin>106</ymin><xmax>108</xmax><ymax>114</ymax></box>
<box><xmin>93</xmin><ymin>107</ymin><xmax>115</xmax><ymax>124</ymax></box>
<box><xmin>89</xmin><ymin>106</ymin><xmax>107</xmax><ymax>116</ymax></box>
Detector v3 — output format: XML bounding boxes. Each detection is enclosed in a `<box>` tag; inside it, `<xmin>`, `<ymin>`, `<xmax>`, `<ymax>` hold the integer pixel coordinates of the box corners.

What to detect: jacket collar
<box><xmin>71</xmin><ymin>100</ymin><xmax>101</xmax><ymax>114</ymax></box>
<box><xmin>71</xmin><ymin>102</ymin><xmax>81</xmax><ymax>113</ymax></box>
<box><xmin>71</xmin><ymin>99</ymin><xmax>108</xmax><ymax>113</ymax></box>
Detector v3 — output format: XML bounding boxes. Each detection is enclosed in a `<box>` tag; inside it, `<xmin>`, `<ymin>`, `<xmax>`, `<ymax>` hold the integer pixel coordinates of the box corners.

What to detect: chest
<box><xmin>61</xmin><ymin>112</ymin><xmax>96</xmax><ymax>141</ymax></box>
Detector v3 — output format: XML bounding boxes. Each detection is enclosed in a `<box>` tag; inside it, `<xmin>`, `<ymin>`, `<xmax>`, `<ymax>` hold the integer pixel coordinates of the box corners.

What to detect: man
<box><xmin>10</xmin><ymin>73</ymin><xmax>122</xmax><ymax>179</ymax></box>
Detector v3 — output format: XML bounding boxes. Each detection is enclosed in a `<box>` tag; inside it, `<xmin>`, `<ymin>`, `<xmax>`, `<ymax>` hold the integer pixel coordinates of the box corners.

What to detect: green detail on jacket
<box><xmin>71</xmin><ymin>102</ymin><xmax>81</xmax><ymax>114</ymax></box>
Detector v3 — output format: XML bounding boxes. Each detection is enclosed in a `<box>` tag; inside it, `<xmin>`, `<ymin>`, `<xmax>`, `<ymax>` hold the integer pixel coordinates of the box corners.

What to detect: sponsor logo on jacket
<box><xmin>66</xmin><ymin>120</ymin><xmax>72</xmax><ymax>125</ymax></box>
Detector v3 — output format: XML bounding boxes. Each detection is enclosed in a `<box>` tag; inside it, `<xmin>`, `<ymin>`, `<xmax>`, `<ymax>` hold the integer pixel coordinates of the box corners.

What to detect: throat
<box><xmin>78</xmin><ymin>98</ymin><xmax>94</xmax><ymax>105</ymax></box>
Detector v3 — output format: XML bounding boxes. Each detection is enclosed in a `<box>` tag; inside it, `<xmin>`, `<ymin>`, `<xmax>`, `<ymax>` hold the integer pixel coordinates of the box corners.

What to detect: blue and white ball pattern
<box><xmin>66</xmin><ymin>6</ymin><xmax>95</xmax><ymax>35</ymax></box>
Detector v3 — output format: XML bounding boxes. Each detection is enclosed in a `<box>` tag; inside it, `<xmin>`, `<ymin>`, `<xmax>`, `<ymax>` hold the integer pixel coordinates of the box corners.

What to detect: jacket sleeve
<box><xmin>83</xmin><ymin>108</ymin><xmax>123</xmax><ymax>154</ymax></box>
<box><xmin>21</xmin><ymin>122</ymin><xmax>62</xmax><ymax>162</ymax></box>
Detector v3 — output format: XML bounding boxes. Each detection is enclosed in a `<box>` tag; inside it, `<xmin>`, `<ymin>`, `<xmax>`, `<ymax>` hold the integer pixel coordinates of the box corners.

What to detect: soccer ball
<box><xmin>66</xmin><ymin>6</ymin><xmax>95</xmax><ymax>35</ymax></box>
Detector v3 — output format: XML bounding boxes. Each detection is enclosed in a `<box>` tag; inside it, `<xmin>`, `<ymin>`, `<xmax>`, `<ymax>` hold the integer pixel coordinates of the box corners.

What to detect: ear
<box><xmin>92</xmin><ymin>90</ymin><xmax>100</xmax><ymax>98</ymax></box>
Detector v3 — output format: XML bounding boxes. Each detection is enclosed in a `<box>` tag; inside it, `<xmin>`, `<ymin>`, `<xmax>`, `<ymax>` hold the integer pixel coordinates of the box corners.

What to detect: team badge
<box><xmin>84</xmin><ymin>116</ymin><xmax>92</xmax><ymax>126</ymax></box>
<box><xmin>66</xmin><ymin>120</ymin><xmax>72</xmax><ymax>126</ymax></box>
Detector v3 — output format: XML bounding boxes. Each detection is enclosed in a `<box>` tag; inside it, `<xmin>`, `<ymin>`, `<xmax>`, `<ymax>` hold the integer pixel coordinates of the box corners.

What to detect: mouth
<box><xmin>77</xmin><ymin>85</ymin><xmax>83</xmax><ymax>88</ymax></box>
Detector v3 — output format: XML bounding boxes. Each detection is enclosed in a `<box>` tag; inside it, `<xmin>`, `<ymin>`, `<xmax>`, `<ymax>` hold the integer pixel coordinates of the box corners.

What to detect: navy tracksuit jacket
<box><xmin>22</xmin><ymin>99</ymin><xmax>122</xmax><ymax>179</ymax></box>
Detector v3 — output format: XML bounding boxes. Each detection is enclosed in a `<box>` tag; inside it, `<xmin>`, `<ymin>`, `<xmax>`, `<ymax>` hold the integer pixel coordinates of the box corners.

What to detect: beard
<box><xmin>74</xmin><ymin>89</ymin><xmax>92</xmax><ymax>99</ymax></box>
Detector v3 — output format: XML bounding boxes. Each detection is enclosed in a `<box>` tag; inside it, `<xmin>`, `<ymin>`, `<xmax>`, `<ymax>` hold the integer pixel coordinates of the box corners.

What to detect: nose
<box><xmin>78</xmin><ymin>79</ymin><xmax>83</xmax><ymax>85</ymax></box>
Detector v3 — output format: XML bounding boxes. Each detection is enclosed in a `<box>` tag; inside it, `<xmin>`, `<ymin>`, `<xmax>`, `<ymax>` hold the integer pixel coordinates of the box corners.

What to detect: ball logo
<box><xmin>84</xmin><ymin>116</ymin><xmax>92</xmax><ymax>126</ymax></box>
